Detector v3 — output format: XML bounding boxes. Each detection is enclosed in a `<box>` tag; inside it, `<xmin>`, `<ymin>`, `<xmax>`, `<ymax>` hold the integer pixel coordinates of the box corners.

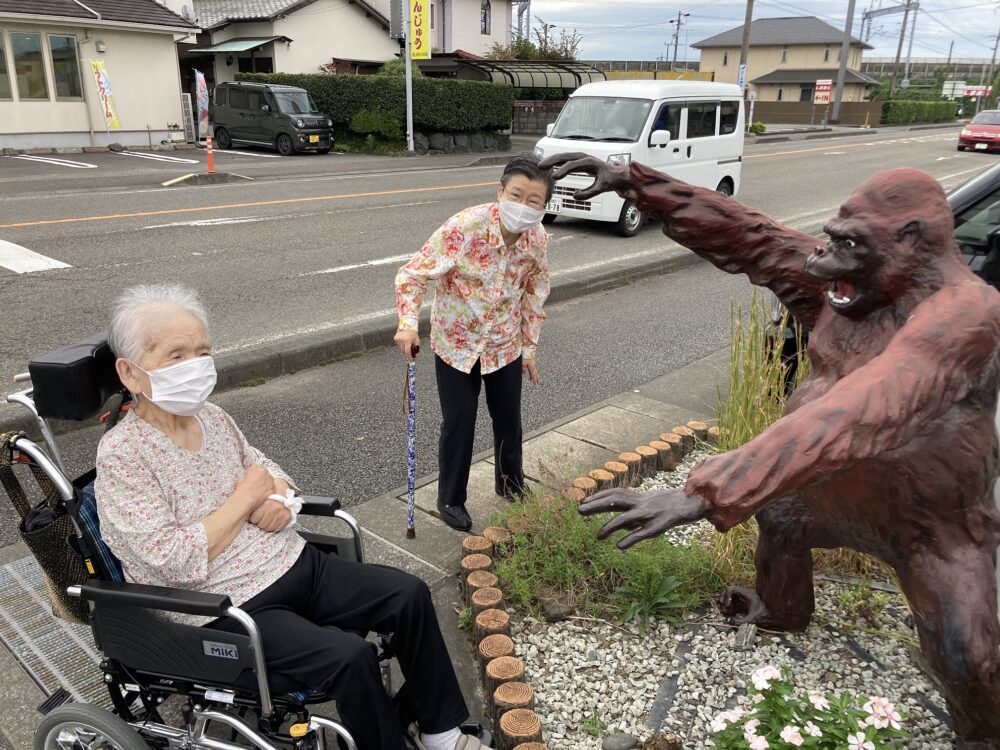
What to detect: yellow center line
<box><xmin>0</xmin><ymin>181</ymin><xmax>498</xmax><ymax>230</ymax></box>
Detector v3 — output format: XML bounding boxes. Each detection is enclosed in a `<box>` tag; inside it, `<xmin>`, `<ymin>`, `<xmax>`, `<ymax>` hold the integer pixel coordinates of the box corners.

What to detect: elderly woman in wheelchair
<box><xmin>13</xmin><ymin>283</ymin><xmax>487</xmax><ymax>750</ymax></box>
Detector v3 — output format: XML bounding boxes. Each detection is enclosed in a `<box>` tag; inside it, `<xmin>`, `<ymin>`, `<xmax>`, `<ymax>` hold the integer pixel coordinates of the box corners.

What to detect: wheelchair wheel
<box><xmin>34</xmin><ymin>703</ymin><xmax>149</xmax><ymax>750</ymax></box>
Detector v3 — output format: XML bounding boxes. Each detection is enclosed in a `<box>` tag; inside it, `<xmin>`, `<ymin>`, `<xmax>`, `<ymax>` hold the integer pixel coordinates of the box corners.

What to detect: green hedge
<box><xmin>881</xmin><ymin>99</ymin><xmax>956</xmax><ymax>125</ymax></box>
<box><xmin>235</xmin><ymin>73</ymin><xmax>514</xmax><ymax>133</ymax></box>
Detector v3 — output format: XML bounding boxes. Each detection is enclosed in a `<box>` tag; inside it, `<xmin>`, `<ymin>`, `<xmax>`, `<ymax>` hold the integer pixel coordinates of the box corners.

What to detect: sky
<box><xmin>525</xmin><ymin>0</ymin><xmax>1000</xmax><ymax>63</ymax></box>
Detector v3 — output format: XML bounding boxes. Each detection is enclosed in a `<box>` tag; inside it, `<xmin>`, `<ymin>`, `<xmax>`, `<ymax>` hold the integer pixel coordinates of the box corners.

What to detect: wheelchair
<box><xmin>3</xmin><ymin>333</ymin><xmax>423</xmax><ymax>750</ymax></box>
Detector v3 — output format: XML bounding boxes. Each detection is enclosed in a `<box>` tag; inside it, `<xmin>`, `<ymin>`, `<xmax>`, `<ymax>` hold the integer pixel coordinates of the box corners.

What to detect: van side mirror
<box><xmin>546</xmin><ymin>123</ymin><xmax>555</xmax><ymax>137</ymax></box>
<box><xmin>650</xmin><ymin>130</ymin><xmax>671</xmax><ymax>147</ymax></box>
<box><xmin>261</xmin><ymin>104</ymin><xmax>270</xmax><ymax>112</ymax></box>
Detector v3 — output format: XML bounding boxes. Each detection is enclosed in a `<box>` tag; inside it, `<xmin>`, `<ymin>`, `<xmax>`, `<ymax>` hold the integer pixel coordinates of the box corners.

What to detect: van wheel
<box><xmin>541</xmin><ymin>213</ymin><xmax>557</xmax><ymax>225</ymax></box>
<box><xmin>214</xmin><ymin>127</ymin><xmax>232</xmax><ymax>149</ymax></box>
<box><xmin>616</xmin><ymin>200</ymin><xmax>642</xmax><ymax>237</ymax></box>
<box><xmin>716</xmin><ymin>179</ymin><xmax>733</xmax><ymax>197</ymax></box>
<box><xmin>276</xmin><ymin>134</ymin><xmax>295</xmax><ymax>156</ymax></box>
<box><xmin>35</xmin><ymin>703</ymin><xmax>149</xmax><ymax>750</ymax></box>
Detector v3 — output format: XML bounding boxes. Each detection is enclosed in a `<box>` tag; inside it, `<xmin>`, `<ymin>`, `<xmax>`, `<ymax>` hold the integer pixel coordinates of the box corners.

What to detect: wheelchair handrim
<box><xmin>44</xmin><ymin>722</ymin><xmax>127</xmax><ymax>750</ymax></box>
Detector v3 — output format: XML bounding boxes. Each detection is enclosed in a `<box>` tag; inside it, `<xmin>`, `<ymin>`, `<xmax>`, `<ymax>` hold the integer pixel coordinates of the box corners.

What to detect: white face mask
<box><xmin>498</xmin><ymin>198</ymin><xmax>545</xmax><ymax>235</ymax></box>
<box><xmin>133</xmin><ymin>355</ymin><xmax>217</xmax><ymax>416</ymax></box>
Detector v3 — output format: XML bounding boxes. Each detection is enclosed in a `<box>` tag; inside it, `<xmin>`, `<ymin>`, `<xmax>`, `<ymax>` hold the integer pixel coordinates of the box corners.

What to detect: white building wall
<box><xmin>367</xmin><ymin>0</ymin><xmax>509</xmax><ymax>55</ymax></box>
<box><xmin>0</xmin><ymin>21</ymin><xmax>185</xmax><ymax>149</ymax></box>
<box><xmin>273</xmin><ymin>0</ymin><xmax>399</xmax><ymax>69</ymax></box>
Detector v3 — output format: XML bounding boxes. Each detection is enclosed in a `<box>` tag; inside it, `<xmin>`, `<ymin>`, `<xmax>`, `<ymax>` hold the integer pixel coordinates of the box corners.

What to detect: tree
<box><xmin>533</xmin><ymin>17</ymin><xmax>583</xmax><ymax>61</ymax></box>
<box><xmin>484</xmin><ymin>34</ymin><xmax>539</xmax><ymax>60</ymax></box>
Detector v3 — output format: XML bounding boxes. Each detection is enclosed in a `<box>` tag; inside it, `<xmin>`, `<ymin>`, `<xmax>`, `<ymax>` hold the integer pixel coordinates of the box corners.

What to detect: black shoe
<box><xmin>437</xmin><ymin>500</ymin><xmax>472</xmax><ymax>531</ymax></box>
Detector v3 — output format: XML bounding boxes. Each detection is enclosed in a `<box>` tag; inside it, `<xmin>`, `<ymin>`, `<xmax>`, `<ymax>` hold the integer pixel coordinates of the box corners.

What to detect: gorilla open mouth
<box><xmin>827</xmin><ymin>280</ymin><xmax>859</xmax><ymax>309</ymax></box>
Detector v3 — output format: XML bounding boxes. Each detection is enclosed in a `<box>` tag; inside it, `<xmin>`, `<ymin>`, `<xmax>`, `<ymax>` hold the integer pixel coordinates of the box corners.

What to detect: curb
<box><xmin>0</xmin><ymin>251</ymin><xmax>704</xmax><ymax>436</ymax></box>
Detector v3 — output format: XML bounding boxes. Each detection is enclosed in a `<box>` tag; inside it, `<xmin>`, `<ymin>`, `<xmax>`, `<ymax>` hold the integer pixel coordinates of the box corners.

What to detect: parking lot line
<box><xmin>116</xmin><ymin>152</ymin><xmax>200</xmax><ymax>164</ymax></box>
<box><xmin>0</xmin><ymin>239</ymin><xmax>71</xmax><ymax>273</ymax></box>
<box><xmin>214</xmin><ymin>150</ymin><xmax>282</xmax><ymax>158</ymax></box>
<box><xmin>4</xmin><ymin>155</ymin><xmax>97</xmax><ymax>169</ymax></box>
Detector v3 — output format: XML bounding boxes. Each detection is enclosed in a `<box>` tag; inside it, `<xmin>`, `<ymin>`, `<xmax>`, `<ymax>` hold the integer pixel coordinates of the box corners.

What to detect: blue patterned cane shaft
<box><xmin>407</xmin><ymin>362</ymin><xmax>416</xmax><ymax>531</ymax></box>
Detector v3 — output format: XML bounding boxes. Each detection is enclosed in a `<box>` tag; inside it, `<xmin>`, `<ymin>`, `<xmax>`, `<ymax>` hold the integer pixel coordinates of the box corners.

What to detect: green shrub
<box><xmin>236</xmin><ymin>72</ymin><xmax>514</xmax><ymax>133</ymax></box>
<box><xmin>378</xmin><ymin>57</ymin><xmax>424</xmax><ymax>77</ymax></box>
<box><xmin>881</xmin><ymin>99</ymin><xmax>955</xmax><ymax>124</ymax></box>
<box><xmin>350</xmin><ymin>108</ymin><xmax>402</xmax><ymax>138</ymax></box>
<box><xmin>748</xmin><ymin>120</ymin><xmax>766</xmax><ymax>135</ymax></box>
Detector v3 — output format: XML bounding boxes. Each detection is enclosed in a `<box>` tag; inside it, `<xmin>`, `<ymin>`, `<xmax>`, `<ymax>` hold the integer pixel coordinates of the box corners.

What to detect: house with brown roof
<box><xmin>0</xmin><ymin>0</ymin><xmax>198</xmax><ymax>149</ymax></box>
<box><xmin>694</xmin><ymin>16</ymin><xmax>878</xmax><ymax>104</ymax></box>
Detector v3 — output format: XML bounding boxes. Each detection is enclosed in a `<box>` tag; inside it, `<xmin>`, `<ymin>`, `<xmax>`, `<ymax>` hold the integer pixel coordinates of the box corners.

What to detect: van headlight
<box><xmin>327</xmin><ymin>118</ymin><xmax>333</xmax><ymax>128</ymax></box>
<box><xmin>295</xmin><ymin>118</ymin><xmax>306</xmax><ymax>128</ymax></box>
<box><xmin>534</xmin><ymin>146</ymin><xmax>544</xmax><ymax>158</ymax></box>
<box><xmin>608</xmin><ymin>153</ymin><xmax>631</xmax><ymax>167</ymax></box>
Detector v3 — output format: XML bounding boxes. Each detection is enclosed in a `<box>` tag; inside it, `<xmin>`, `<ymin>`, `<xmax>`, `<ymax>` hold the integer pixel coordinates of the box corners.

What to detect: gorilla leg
<box><xmin>899</xmin><ymin>544</ymin><xmax>1000</xmax><ymax>748</ymax></box>
<box><xmin>721</xmin><ymin>503</ymin><xmax>816</xmax><ymax>631</ymax></box>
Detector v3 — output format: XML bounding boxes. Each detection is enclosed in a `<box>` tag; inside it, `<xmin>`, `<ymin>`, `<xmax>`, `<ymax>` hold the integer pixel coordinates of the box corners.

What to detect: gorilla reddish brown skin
<box><xmin>552</xmin><ymin>155</ymin><xmax>1000</xmax><ymax>748</ymax></box>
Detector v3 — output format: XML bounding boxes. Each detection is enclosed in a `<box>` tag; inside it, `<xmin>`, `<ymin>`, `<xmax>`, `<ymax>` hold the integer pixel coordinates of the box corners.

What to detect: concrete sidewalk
<box><xmin>0</xmin><ymin>347</ymin><xmax>727</xmax><ymax>749</ymax></box>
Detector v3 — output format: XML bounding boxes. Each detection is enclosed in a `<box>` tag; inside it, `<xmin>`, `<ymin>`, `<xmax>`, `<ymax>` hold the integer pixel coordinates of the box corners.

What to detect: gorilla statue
<box><xmin>540</xmin><ymin>154</ymin><xmax>1000</xmax><ymax>748</ymax></box>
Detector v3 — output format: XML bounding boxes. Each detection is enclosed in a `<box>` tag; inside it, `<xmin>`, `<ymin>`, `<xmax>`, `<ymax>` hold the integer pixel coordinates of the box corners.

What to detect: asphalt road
<box><xmin>0</xmin><ymin>126</ymin><xmax>982</xmax><ymax>393</ymax></box>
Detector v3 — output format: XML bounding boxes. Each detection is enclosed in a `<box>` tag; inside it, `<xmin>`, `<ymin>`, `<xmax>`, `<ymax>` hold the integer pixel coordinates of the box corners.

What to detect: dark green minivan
<box><xmin>213</xmin><ymin>82</ymin><xmax>334</xmax><ymax>155</ymax></box>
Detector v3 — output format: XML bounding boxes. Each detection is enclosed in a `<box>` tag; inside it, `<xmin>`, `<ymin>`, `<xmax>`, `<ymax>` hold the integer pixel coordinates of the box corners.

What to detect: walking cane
<box><xmin>405</xmin><ymin>358</ymin><xmax>417</xmax><ymax>539</ymax></box>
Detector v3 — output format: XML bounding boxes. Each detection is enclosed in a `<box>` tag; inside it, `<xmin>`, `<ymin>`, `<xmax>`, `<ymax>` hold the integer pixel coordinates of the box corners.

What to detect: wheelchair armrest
<box><xmin>298</xmin><ymin>496</ymin><xmax>342</xmax><ymax>517</ymax></box>
<box><xmin>73</xmin><ymin>579</ymin><xmax>233</xmax><ymax>618</ymax></box>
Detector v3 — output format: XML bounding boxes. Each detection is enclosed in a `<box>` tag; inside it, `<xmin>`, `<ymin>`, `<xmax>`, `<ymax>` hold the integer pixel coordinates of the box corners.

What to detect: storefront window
<box><xmin>11</xmin><ymin>32</ymin><xmax>48</xmax><ymax>100</ymax></box>
<box><xmin>0</xmin><ymin>33</ymin><xmax>11</xmax><ymax>99</ymax></box>
<box><xmin>49</xmin><ymin>35</ymin><xmax>82</xmax><ymax>98</ymax></box>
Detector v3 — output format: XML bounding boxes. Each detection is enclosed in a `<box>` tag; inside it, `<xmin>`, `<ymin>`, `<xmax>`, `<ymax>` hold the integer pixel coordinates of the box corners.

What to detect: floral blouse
<box><xmin>395</xmin><ymin>202</ymin><xmax>550</xmax><ymax>374</ymax></box>
<box><xmin>95</xmin><ymin>403</ymin><xmax>305</xmax><ymax>626</ymax></box>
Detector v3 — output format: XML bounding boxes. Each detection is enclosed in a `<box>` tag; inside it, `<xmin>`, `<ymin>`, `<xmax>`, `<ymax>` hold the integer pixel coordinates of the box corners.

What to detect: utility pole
<box><xmin>738</xmin><ymin>0</ymin><xmax>754</xmax><ymax>91</ymax></box>
<box><xmin>669</xmin><ymin>11</ymin><xmax>690</xmax><ymax>71</ymax></box>
<box><xmin>902</xmin><ymin>3</ymin><xmax>918</xmax><ymax>85</ymax></box>
<box><xmin>831</xmin><ymin>0</ymin><xmax>858</xmax><ymax>124</ymax></box>
<box><xmin>987</xmin><ymin>26</ymin><xmax>1000</xmax><ymax>106</ymax></box>
<box><xmin>887</xmin><ymin>0</ymin><xmax>912</xmax><ymax>99</ymax></box>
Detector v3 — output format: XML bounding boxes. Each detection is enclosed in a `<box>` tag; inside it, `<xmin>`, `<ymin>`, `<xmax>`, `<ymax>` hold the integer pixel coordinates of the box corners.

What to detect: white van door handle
<box><xmin>672</xmin><ymin>147</ymin><xmax>681</xmax><ymax>154</ymax></box>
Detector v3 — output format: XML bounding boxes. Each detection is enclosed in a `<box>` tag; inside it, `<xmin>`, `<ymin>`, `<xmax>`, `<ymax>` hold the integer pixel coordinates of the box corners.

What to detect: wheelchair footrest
<box><xmin>38</xmin><ymin>688</ymin><xmax>72</xmax><ymax>715</ymax></box>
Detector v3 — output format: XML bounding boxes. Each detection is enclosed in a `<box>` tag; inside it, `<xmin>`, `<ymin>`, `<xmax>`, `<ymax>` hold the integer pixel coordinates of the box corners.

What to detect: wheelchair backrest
<box><xmin>28</xmin><ymin>332</ymin><xmax>122</xmax><ymax>422</ymax></box>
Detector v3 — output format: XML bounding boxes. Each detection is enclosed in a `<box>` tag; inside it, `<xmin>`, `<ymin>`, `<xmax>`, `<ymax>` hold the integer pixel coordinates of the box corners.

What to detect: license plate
<box><xmin>309</xmin><ymin>135</ymin><xmax>320</xmax><ymax>143</ymax></box>
<box><xmin>545</xmin><ymin>201</ymin><xmax>561</xmax><ymax>213</ymax></box>
<box><xmin>976</xmin><ymin>143</ymin><xmax>989</xmax><ymax>150</ymax></box>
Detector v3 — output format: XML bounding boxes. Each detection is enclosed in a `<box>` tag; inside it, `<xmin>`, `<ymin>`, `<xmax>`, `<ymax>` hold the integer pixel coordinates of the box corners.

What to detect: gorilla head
<box><xmin>807</xmin><ymin>168</ymin><xmax>957</xmax><ymax>318</ymax></box>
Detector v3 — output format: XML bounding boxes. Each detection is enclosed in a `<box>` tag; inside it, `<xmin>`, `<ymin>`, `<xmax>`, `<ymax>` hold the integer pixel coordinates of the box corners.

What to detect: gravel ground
<box><xmin>509</xmin><ymin>454</ymin><xmax>953</xmax><ymax>749</ymax></box>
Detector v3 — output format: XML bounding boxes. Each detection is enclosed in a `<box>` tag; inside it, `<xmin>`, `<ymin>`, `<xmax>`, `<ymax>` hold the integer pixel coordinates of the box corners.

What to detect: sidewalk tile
<box><xmin>406</xmin><ymin>462</ymin><xmax>534</xmax><ymax>531</ymax></box>
<box><xmin>554</xmin><ymin>405</ymin><xmax>668</xmax><ymax>454</ymax></box>
<box><xmin>605</xmin><ymin>393</ymin><xmax>711</xmax><ymax>428</ymax></box>
<box><xmin>486</xmin><ymin>431</ymin><xmax>617</xmax><ymax>490</ymax></box>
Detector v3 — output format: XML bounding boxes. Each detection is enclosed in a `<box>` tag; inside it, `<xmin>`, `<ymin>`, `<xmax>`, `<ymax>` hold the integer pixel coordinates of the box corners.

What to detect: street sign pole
<box><xmin>403</xmin><ymin>0</ymin><xmax>415</xmax><ymax>153</ymax></box>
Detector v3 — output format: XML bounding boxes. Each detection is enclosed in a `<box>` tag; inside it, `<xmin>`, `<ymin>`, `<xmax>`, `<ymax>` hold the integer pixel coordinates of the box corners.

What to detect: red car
<box><xmin>958</xmin><ymin>110</ymin><xmax>1000</xmax><ymax>152</ymax></box>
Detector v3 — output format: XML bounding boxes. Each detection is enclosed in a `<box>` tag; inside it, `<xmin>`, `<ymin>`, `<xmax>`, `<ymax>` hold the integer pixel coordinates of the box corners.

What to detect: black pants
<box><xmin>435</xmin><ymin>354</ymin><xmax>524</xmax><ymax>507</ymax></box>
<box><xmin>206</xmin><ymin>545</ymin><xmax>468</xmax><ymax>750</ymax></box>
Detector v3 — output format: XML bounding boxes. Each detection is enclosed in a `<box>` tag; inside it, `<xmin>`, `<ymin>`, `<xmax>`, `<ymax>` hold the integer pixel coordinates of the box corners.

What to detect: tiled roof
<box><xmin>751</xmin><ymin>67</ymin><xmax>880</xmax><ymax>85</ymax></box>
<box><xmin>694</xmin><ymin>16</ymin><xmax>872</xmax><ymax>50</ymax></box>
<box><xmin>194</xmin><ymin>0</ymin><xmax>387</xmax><ymax>29</ymax></box>
<box><xmin>0</xmin><ymin>0</ymin><xmax>196</xmax><ymax>28</ymax></box>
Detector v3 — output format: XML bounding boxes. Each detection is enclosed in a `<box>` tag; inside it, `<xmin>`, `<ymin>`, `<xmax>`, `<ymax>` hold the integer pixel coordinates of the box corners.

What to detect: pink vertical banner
<box><xmin>195</xmin><ymin>69</ymin><xmax>210</xmax><ymax>140</ymax></box>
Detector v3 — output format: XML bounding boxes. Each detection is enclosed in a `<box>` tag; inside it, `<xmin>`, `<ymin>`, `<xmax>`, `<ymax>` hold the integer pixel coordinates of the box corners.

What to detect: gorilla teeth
<box><xmin>827</xmin><ymin>290</ymin><xmax>853</xmax><ymax>306</ymax></box>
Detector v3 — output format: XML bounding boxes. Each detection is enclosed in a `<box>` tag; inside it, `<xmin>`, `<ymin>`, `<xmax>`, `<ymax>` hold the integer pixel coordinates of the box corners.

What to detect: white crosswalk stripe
<box><xmin>0</xmin><ymin>239</ymin><xmax>70</xmax><ymax>273</ymax></box>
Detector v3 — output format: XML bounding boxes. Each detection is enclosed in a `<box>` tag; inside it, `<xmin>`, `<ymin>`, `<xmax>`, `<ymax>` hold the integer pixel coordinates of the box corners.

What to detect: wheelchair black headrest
<box><xmin>28</xmin><ymin>333</ymin><xmax>123</xmax><ymax>421</ymax></box>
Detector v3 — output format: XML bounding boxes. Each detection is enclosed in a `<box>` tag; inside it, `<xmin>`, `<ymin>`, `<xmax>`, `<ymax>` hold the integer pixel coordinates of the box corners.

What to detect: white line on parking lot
<box><xmin>0</xmin><ymin>239</ymin><xmax>71</xmax><ymax>273</ymax></box>
<box><xmin>117</xmin><ymin>151</ymin><xmax>200</xmax><ymax>164</ymax></box>
<box><xmin>4</xmin><ymin>155</ymin><xmax>97</xmax><ymax>169</ymax></box>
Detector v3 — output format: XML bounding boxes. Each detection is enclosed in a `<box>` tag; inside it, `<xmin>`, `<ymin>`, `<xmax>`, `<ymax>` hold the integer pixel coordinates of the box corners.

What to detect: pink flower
<box><xmin>847</xmin><ymin>732</ymin><xmax>875</xmax><ymax>750</ymax></box>
<box><xmin>749</xmin><ymin>736</ymin><xmax>769</xmax><ymax>750</ymax></box>
<box><xmin>804</xmin><ymin>721</ymin><xmax>822</xmax><ymax>737</ymax></box>
<box><xmin>751</xmin><ymin>665</ymin><xmax>782</xmax><ymax>691</ymax></box>
<box><xmin>779</xmin><ymin>726</ymin><xmax>804</xmax><ymax>746</ymax></box>
<box><xmin>807</xmin><ymin>690</ymin><xmax>830</xmax><ymax>711</ymax></box>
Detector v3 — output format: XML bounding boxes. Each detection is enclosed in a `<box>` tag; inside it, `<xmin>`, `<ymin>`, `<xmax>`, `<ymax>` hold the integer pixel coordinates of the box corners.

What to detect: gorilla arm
<box><xmin>625</xmin><ymin>162</ymin><xmax>826</xmax><ymax>328</ymax></box>
<box><xmin>687</xmin><ymin>282</ymin><xmax>1000</xmax><ymax>531</ymax></box>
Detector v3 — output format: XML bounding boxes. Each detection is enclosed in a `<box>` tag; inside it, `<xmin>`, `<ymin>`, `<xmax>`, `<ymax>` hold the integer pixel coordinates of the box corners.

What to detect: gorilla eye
<box><xmin>845</xmin><ymin>239</ymin><xmax>857</xmax><ymax>249</ymax></box>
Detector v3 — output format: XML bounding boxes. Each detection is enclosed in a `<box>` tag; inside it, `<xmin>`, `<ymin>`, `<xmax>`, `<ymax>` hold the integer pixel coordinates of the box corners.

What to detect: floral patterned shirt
<box><xmin>95</xmin><ymin>403</ymin><xmax>305</xmax><ymax>626</ymax></box>
<box><xmin>395</xmin><ymin>202</ymin><xmax>550</xmax><ymax>374</ymax></box>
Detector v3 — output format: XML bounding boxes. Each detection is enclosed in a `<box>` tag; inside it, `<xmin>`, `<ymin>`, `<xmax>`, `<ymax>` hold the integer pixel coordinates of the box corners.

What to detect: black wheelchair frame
<box><xmin>5</xmin><ymin>334</ymin><xmax>390</xmax><ymax>750</ymax></box>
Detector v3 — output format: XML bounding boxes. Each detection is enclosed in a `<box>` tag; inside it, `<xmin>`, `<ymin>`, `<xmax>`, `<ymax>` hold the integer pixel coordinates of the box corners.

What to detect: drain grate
<box><xmin>0</xmin><ymin>557</ymin><xmax>108</xmax><ymax>708</ymax></box>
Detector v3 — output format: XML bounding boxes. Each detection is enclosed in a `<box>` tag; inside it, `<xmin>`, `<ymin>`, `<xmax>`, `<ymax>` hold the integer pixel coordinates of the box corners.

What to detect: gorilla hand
<box><xmin>538</xmin><ymin>153</ymin><xmax>634</xmax><ymax>202</ymax></box>
<box><xmin>578</xmin><ymin>488</ymin><xmax>709</xmax><ymax>550</ymax></box>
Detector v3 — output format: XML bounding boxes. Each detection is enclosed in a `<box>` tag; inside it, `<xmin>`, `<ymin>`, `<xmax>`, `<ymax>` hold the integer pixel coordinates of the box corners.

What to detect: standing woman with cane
<box><xmin>394</xmin><ymin>155</ymin><xmax>553</xmax><ymax>531</ymax></box>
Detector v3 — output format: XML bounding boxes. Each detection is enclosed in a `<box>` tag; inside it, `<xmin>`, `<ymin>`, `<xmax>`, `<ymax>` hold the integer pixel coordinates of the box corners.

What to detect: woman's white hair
<box><xmin>108</xmin><ymin>283</ymin><xmax>209</xmax><ymax>363</ymax></box>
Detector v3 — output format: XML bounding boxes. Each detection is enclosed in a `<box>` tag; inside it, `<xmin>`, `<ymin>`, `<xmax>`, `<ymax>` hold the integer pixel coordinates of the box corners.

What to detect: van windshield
<box><xmin>273</xmin><ymin>91</ymin><xmax>319</xmax><ymax>114</ymax></box>
<box><xmin>551</xmin><ymin>97</ymin><xmax>653</xmax><ymax>142</ymax></box>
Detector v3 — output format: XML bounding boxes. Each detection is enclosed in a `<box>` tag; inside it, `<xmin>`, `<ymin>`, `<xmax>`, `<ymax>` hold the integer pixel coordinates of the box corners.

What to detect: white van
<box><xmin>533</xmin><ymin>80</ymin><xmax>745</xmax><ymax>236</ymax></box>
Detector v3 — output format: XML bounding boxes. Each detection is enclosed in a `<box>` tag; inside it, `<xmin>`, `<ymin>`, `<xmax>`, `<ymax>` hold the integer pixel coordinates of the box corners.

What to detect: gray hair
<box><xmin>108</xmin><ymin>283</ymin><xmax>209</xmax><ymax>363</ymax></box>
